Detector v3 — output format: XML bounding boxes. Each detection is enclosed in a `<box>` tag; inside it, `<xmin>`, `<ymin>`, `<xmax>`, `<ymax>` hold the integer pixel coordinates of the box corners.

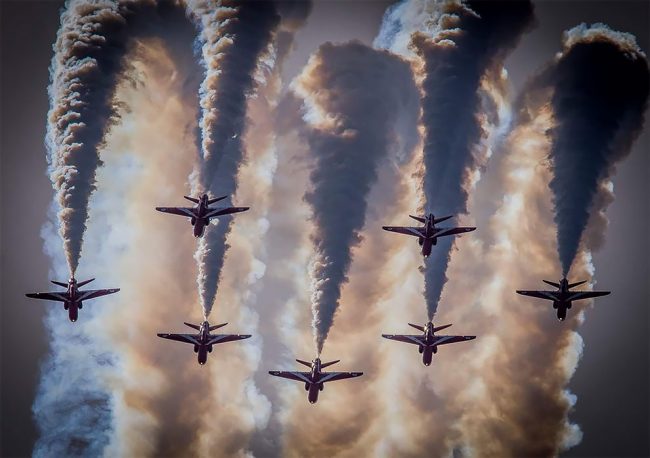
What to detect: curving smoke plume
<box><xmin>540</xmin><ymin>24</ymin><xmax>649</xmax><ymax>276</ymax></box>
<box><xmin>187</xmin><ymin>0</ymin><xmax>280</xmax><ymax>318</ymax></box>
<box><xmin>294</xmin><ymin>41</ymin><xmax>420</xmax><ymax>354</ymax></box>
<box><xmin>410</xmin><ymin>0</ymin><xmax>534</xmax><ymax>319</ymax></box>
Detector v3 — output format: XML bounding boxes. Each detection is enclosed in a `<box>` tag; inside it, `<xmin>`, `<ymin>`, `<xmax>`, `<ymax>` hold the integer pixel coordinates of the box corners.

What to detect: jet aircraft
<box><xmin>517</xmin><ymin>277</ymin><xmax>611</xmax><ymax>321</ymax></box>
<box><xmin>25</xmin><ymin>277</ymin><xmax>119</xmax><ymax>322</ymax></box>
<box><xmin>157</xmin><ymin>320</ymin><xmax>250</xmax><ymax>365</ymax></box>
<box><xmin>156</xmin><ymin>193</ymin><xmax>249</xmax><ymax>237</ymax></box>
<box><xmin>382</xmin><ymin>322</ymin><xmax>476</xmax><ymax>366</ymax></box>
<box><xmin>382</xmin><ymin>213</ymin><xmax>476</xmax><ymax>257</ymax></box>
<box><xmin>269</xmin><ymin>357</ymin><xmax>363</xmax><ymax>404</ymax></box>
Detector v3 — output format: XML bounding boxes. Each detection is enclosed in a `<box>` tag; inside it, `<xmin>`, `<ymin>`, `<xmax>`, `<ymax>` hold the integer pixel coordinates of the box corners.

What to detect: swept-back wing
<box><xmin>155</xmin><ymin>207</ymin><xmax>196</xmax><ymax>218</ymax></box>
<box><xmin>318</xmin><ymin>372</ymin><xmax>363</xmax><ymax>383</ymax></box>
<box><xmin>432</xmin><ymin>335</ymin><xmax>476</xmax><ymax>346</ymax></box>
<box><xmin>25</xmin><ymin>292</ymin><xmax>69</xmax><ymax>302</ymax></box>
<box><xmin>516</xmin><ymin>290</ymin><xmax>559</xmax><ymax>301</ymax></box>
<box><xmin>434</xmin><ymin>226</ymin><xmax>476</xmax><ymax>237</ymax></box>
<box><xmin>77</xmin><ymin>288</ymin><xmax>120</xmax><ymax>301</ymax></box>
<box><xmin>207</xmin><ymin>334</ymin><xmax>251</xmax><ymax>345</ymax></box>
<box><xmin>268</xmin><ymin>371</ymin><xmax>311</xmax><ymax>383</ymax></box>
<box><xmin>567</xmin><ymin>291</ymin><xmax>610</xmax><ymax>301</ymax></box>
<box><xmin>381</xmin><ymin>334</ymin><xmax>425</xmax><ymax>345</ymax></box>
<box><xmin>157</xmin><ymin>333</ymin><xmax>200</xmax><ymax>345</ymax></box>
<box><xmin>382</xmin><ymin>226</ymin><xmax>424</xmax><ymax>237</ymax></box>
<box><xmin>205</xmin><ymin>207</ymin><xmax>249</xmax><ymax>219</ymax></box>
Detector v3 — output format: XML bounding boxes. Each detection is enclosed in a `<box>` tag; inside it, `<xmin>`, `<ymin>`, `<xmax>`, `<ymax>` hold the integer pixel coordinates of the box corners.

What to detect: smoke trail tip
<box><xmin>563</xmin><ymin>22</ymin><xmax>646</xmax><ymax>57</ymax></box>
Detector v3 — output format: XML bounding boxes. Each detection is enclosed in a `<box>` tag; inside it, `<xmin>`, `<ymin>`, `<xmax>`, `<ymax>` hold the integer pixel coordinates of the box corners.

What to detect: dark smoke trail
<box><xmin>47</xmin><ymin>0</ymin><xmax>135</xmax><ymax>276</ymax></box>
<box><xmin>412</xmin><ymin>0</ymin><xmax>535</xmax><ymax>319</ymax></box>
<box><xmin>296</xmin><ymin>42</ymin><xmax>420</xmax><ymax>354</ymax></box>
<box><xmin>189</xmin><ymin>0</ymin><xmax>280</xmax><ymax>318</ymax></box>
<box><xmin>542</xmin><ymin>24</ymin><xmax>649</xmax><ymax>276</ymax></box>
<box><xmin>46</xmin><ymin>0</ymin><xmax>196</xmax><ymax>277</ymax></box>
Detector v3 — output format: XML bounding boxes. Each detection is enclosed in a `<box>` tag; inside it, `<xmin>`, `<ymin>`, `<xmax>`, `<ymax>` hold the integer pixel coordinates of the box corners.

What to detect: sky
<box><xmin>1</xmin><ymin>1</ymin><xmax>648</xmax><ymax>457</ymax></box>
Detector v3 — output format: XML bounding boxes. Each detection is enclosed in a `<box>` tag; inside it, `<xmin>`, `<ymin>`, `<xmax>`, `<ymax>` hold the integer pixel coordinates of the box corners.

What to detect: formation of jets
<box><xmin>25</xmin><ymin>198</ymin><xmax>612</xmax><ymax>404</ymax></box>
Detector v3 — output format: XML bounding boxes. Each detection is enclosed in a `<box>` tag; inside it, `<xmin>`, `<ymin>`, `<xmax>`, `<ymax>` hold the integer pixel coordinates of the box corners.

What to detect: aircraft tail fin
<box><xmin>184</xmin><ymin>322</ymin><xmax>201</xmax><ymax>331</ymax></box>
<box><xmin>51</xmin><ymin>280</ymin><xmax>68</xmax><ymax>288</ymax></box>
<box><xmin>408</xmin><ymin>323</ymin><xmax>425</xmax><ymax>332</ymax></box>
<box><xmin>543</xmin><ymin>280</ymin><xmax>561</xmax><ymax>288</ymax></box>
<box><xmin>409</xmin><ymin>215</ymin><xmax>426</xmax><ymax>223</ymax></box>
<box><xmin>433</xmin><ymin>215</ymin><xmax>453</xmax><ymax>224</ymax></box>
<box><xmin>77</xmin><ymin>278</ymin><xmax>95</xmax><ymax>288</ymax></box>
<box><xmin>433</xmin><ymin>323</ymin><xmax>452</xmax><ymax>333</ymax></box>
<box><xmin>321</xmin><ymin>360</ymin><xmax>340</xmax><ymax>369</ymax></box>
<box><xmin>296</xmin><ymin>359</ymin><xmax>312</xmax><ymax>368</ymax></box>
<box><xmin>568</xmin><ymin>280</ymin><xmax>588</xmax><ymax>289</ymax></box>
<box><xmin>208</xmin><ymin>195</ymin><xmax>228</xmax><ymax>205</ymax></box>
<box><xmin>183</xmin><ymin>195</ymin><xmax>199</xmax><ymax>204</ymax></box>
<box><xmin>209</xmin><ymin>323</ymin><xmax>227</xmax><ymax>331</ymax></box>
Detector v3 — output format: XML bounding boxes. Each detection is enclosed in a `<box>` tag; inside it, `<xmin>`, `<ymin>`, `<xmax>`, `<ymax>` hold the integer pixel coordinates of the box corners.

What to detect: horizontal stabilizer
<box><xmin>433</xmin><ymin>215</ymin><xmax>453</xmax><ymax>224</ymax></box>
<box><xmin>208</xmin><ymin>195</ymin><xmax>228</xmax><ymax>205</ymax></box>
<box><xmin>543</xmin><ymin>280</ymin><xmax>561</xmax><ymax>288</ymax></box>
<box><xmin>184</xmin><ymin>322</ymin><xmax>201</xmax><ymax>331</ymax></box>
<box><xmin>408</xmin><ymin>323</ymin><xmax>425</xmax><ymax>332</ymax></box>
<box><xmin>209</xmin><ymin>323</ymin><xmax>227</xmax><ymax>331</ymax></box>
<box><xmin>409</xmin><ymin>215</ymin><xmax>426</xmax><ymax>223</ymax></box>
<box><xmin>433</xmin><ymin>323</ymin><xmax>452</xmax><ymax>333</ymax></box>
<box><xmin>321</xmin><ymin>360</ymin><xmax>340</xmax><ymax>369</ymax></box>
<box><xmin>296</xmin><ymin>359</ymin><xmax>312</xmax><ymax>368</ymax></box>
<box><xmin>77</xmin><ymin>278</ymin><xmax>95</xmax><ymax>288</ymax></box>
<box><xmin>568</xmin><ymin>280</ymin><xmax>587</xmax><ymax>289</ymax></box>
<box><xmin>183</xmin><ymin>195</ymin><xmax>199</xmax><ymax>204</ymax></box>
<box><xmin>51</xmin><ymin>280</ymin><xmax>67</xmax><ymax>288</ymax></box>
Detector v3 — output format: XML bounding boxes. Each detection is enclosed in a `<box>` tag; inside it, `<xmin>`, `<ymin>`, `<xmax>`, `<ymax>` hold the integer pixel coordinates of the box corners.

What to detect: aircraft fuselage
<box><xmin>64</xmin><ymin>279</ymin><xmax>82</xmax><ymax>322</ymax></box>
<box><xmin>420</xmin><ymin>323</ymin><xmax>437</xmax><ymax>365</ymax></box>
<box><xmin>419</xmin><ymin>217</ymin><xmax>437</xmax><ymax>257</ymax></box>
<box><xmin>303</xmin><ymin>359</ymin><xmax>326</xmax><ymax>403</ymax></box>
<box><xmin>194</xmin><ymin>321</ymin><xmax>214</xmax><ymax>365</ymax></box>
<box><xmin>191</xmin><ymin>195</ymin><xmax>211</xmax><ymax>238</ymax></box>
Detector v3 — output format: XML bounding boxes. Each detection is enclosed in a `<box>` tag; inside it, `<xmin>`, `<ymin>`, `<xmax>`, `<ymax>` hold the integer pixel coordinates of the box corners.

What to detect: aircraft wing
<box><xmin>268</xmin><ymin>371</ymin><xmax>312</xmax><ymax>383</ymax></box>
<box><xmin>382</xmin><ymin>226</ymin><xmax>424</xmax><ymax>238</ymax></box>
<box><xmin>207</xmin><ymin>334</ymin><xmax>251</xmax><ymax>345</ymax></box>
<box><xmin>432</xmin><ymin>335</ymin><xmax>476</xmax><ymax>346</ymax></box>
<box><xmin>157</xmin><ymin>333</ymin><xmax>200</xmax><ymax>345</ymax></box>
<box><xmin>155</xmin><ymin>207</ymin><xmax>196</xmax><ymax>218</ymax></box>
<box><xmin>77</xmin><ymin>288</ymin><xmax>120</xmax><ymax>301</ymax></box>
<box><xmin>567</xmin><ymin>291</ymin><xmax>610</xmax><ymax>301</ymax></box>
<box><xmin>25</xmin><ymin>292</ymin><xmax>69</xmax><ymax>302</ymax></box>
<box><xmin>318</xmin><ymin>371</ymin><xmax>363</xmax><ymax>383</ymax></box>
<box><xmin>434</xmin><ymin>226</ymin><xmax>476</xmax><ymax>238</ymax></box>
<box><xmin>206</xmin><ymin>207</ymin><xmax>249</xmax><ymax>219</ymax></box>
<box><xmin>516</xmin><ymin>290</ymin><xmax>559</xmax><ymax>301</ymax></box>
<box><xmin>381</xmin><ymin>334</ymin><xmax>425</xmax><ymax>346</ymax></box>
